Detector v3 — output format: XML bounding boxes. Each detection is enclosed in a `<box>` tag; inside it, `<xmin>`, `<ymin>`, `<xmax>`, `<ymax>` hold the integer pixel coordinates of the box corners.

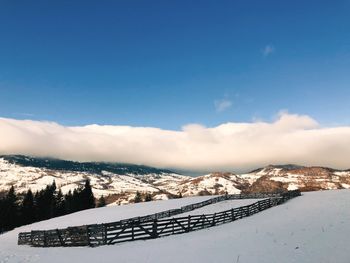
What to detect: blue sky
<box><xmin>1</xmin><ymin>0</ymin><xmax>350</xmax><ymax>129</ymax></box>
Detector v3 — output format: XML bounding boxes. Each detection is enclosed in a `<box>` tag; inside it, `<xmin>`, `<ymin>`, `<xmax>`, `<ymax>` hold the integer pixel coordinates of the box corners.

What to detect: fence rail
<box><xmin>18</xmin><ymin>190</ymin><xmax>300</xmax><ymax>247</ymax></box>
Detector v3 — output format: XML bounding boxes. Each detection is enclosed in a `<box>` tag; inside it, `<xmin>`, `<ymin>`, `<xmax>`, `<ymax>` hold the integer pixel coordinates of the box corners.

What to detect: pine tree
<box><xmin>144</xmin><ymin>193</ymin><xmax>152</xmax><ymax>202</ymax></box>
<box><xmin>97</xmin><ymin>195</ymin><xmax>106</xmax><ymax>207</ymax></box>
<box><xmin>134</xmin><ymin>191</ymin><xmax>142</xmax><ymax>203</ymax></box>
<box><xmin>0</xmin><ymin>196</ymin><xmax>5</xmax><ymax>232</ymax></box>
<box><xmin>48</xmin><ymin>181</ymin><xmax>57</xmax><ymax>218</ymax></box>
<box><xmin>54</xmin><ymin>189</ymin><xmax>66</xmax><ymax>216</ymax></box>
<box><xmin>20</xmin><ymin>189</ymin><xmax>35</xmax><ymax>225</ymax></box>
<box><xmin>72</xmin><ymin>188</ymin><xmax>81</xmax><ymax>212</ymax></box>
<box><xmin>2</xmin><ymin>186</ymin><xmax>19</xmax><ymax>231</ymax></box>
<box><xmin>50</xmin><ymin>180</ymin><xmax>57</xmax><ymax>192</ymax></box>
<box><xmin>81</xmin><ymin>179</ymin><xmax>95</xmax><ymax>209</ymax></box>
<box><xmin>35</xmin><ymin>188</ymin><xmax>45</xmax><ymax>220</ymax></box>
<box><xmin>34</xmin><ymin>181</ymin><xmax>57</xmax><ymax>220</ymax></box>
<box><xmin>64</xmin><ymin>190</ymin><xmax>74</xmax><ymax>214</ymax></box>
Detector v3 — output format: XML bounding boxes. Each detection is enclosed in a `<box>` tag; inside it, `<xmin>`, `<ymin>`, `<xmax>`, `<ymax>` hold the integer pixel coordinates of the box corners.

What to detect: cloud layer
<box><xmin>214</xmin><ymin>99</ymin><xmax>232</xmax><ymax>112</ymax></box>
<box><xmin>262</xmin><ymin>44</ymin><xmax>275</xmax><ymax>57</ymax></box>
<box><xmin>1</xmin><ymin>113</ymin><xmax>350</xmax><ymax>173</ymax></box>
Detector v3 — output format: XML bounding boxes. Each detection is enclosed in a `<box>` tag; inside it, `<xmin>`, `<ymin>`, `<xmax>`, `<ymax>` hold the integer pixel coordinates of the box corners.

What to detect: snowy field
<box><xmin>1</xmin><ymin>190</ymin><xmax>350</xmax><ymax>263</ymax></box>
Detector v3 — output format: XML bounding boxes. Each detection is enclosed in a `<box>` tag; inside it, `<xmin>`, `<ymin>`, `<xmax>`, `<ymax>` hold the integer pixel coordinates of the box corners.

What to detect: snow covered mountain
<box><xmin>1</xmin><ymin>155</ymin><xmax>350</xmax><ymax>205</ymax></box>
<box><xmin>242</xmin><ymin>164</ymin><xmax>350</xmax><ymax>192</ymax></box>
<box><xmin>0</xmin><ymin>155</ymin><xmax>187</xmax><ymax>204</ymax></box>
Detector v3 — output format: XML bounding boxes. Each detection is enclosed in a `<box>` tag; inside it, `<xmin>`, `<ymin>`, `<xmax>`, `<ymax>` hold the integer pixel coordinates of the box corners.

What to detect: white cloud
<box><xmin>214</xmin><ymin>99</ymin><xmax>232</xmax><ymax>112</ymax></box>
<box><xmin>14</xmin><ymin>113</ymin><xmax>35</xmax><ymax>117</ymax></box>
<box><xmin>1</xmin><ymin>113</ymin><xmax>350</xmax><ymax>173</ymax></box>
<box><xmin>262</xmin><ymin>45</ymin><xmax>275</xmax><ymax>57</ymax></box>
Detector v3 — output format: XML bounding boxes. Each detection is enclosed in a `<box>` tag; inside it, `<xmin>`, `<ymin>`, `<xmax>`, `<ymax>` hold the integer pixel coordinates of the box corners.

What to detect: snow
<box><xmin>196</xmin><ymin>175</ymin><xmax>241</xmax><ymax>194</ymax></box>
<box><xmin>270</xmin><ymin>176</ymin><xmax>292</xmax><ymax>183</ymax></box>
<box><xmin>257</xmin><ymin>168</ymin><xmax>282</xmax><ymax>176</ymax></box>
<box><xmin>287</xmin><ymin>183</ymin><xmax>299</xmax><ymax>190</ymax></box>
<box><xmin>239</xmin><ymin>173</ymin><xmax>261</xmax><ymax>184</ymax></box>
<box><xmin>180</xmin><ymin>174</ymin><xmax>242</xmax><ymax>196</ymax></box>
<box><xmin>0</xmin><ymin>158</ymin><xmax>187</xmax><ymax>199</ymax></box>
<box><xmin>153</xmin><ymin>193</ymin><xmax>169</xmax><ymax>200</ymax></box>
<box><xmin>1</xmin><ymin>189</ymin><xmax>350</xmax><ymax>263</ymax></box>
<box><xmin>270</xmin><ymin>175</ymin><xmax>299</xmax><ymax>183</ymax></box>
<box><xmin>334</xmin><ymin>171</ymin><xmax>350</xmax><ymax>176</ymax></box>
<box><xmin>3</xmin><ymin>157</ymin><xmax>350</xmax><ymax>206</ymax></box>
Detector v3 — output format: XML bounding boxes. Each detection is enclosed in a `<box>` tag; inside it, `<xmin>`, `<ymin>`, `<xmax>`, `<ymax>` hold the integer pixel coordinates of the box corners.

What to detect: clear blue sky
<box><xmin>0</xmin><ymin>0</ymin><xmax>349</xmax><ymax>129</ymax></box>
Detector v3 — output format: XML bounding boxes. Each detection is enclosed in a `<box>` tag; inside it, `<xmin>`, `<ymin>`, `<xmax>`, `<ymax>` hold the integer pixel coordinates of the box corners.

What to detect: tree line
<box><xmin>133</xmin><ymin>191</ymin><xmax>183</xmax><ymax>203</ymax></box>
<box><xmin>0</xmin><ymin>180</ymin><xmax>106</xmax><ymax>233</ymax></box>
<box><xmin>133</xmin><ymin>191</ymin><xmax>153</xmax><ymax>203</ymax></box>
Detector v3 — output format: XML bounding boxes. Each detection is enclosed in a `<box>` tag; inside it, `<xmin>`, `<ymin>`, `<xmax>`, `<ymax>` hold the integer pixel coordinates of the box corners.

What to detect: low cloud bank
<box><xmin>1</xmin><ymin>113</ymin><xmax>350</xmax><ymax>173</ymax></box>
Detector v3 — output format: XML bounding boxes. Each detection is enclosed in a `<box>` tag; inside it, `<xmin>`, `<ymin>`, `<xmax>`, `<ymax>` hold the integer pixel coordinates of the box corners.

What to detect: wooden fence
<box><xmin>18</xmin><ymin>190</ymin><xmax>300</xmax><ymax>247</ymax></box>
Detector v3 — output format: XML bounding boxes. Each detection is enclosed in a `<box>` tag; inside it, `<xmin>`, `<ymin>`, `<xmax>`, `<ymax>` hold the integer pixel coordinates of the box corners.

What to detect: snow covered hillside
<box><xmin>1</xmin><ymin>155</ymin><xmax>350</xmax><ymax>205</ymax></box>
<box><xmin>1</xmin><ymin>189</ymin><xmax>350</xmax><ymax>263</ymax></box>
<box><xmin>0</xmin><ymin>156</ymin><xmax>188</xmax><ymax>204</ymax></box>
<box><xmin>243</xmin><ymin>165</ymin><xmax>350</xmax><ymax>192</ymax></box>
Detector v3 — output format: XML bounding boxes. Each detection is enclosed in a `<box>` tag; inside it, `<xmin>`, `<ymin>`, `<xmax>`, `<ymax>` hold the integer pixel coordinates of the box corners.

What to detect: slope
<box><xmin>1</xmin><ymin>189</ymin><xmax>350</xmax><ymax>263</ymax></box>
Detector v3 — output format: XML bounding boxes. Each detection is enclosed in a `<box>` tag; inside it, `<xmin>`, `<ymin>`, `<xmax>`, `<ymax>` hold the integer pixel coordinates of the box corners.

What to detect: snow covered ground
<box><xmin>1</xmin><ymin>190</ymin><xmax>350</xmax><ymax>263</ymax></box>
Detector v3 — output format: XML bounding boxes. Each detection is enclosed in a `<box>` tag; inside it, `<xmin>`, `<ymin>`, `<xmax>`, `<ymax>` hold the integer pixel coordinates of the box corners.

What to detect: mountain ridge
<box><xmin>0</xmin><ymin>155</ymin><xmax>175</xmax><ymax>175</ymax></box>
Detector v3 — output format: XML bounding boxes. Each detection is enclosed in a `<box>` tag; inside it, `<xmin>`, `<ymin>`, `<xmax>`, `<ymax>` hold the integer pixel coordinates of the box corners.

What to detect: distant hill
<box><xmin>0</xmin><ymin>155</ymin><xmax>174</xmax><ymax>175</ymax></box>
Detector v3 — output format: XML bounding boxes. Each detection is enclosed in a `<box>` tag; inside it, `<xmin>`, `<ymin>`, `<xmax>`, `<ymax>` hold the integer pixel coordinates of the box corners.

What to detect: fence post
<box><xmin>131</xmin><ymin>222</ymin><xmax>135</xmax><ymax>240</ymax></box>
<box><xmin>152</xmin><ymin>219</ymin><xmax>158</xmax><ymax>238</ymax></box>
<box><xmin>231</xmin><ymin>208</ymin><xmax>235</xmax><ymax>221</ymax></box>
<box><xmin>171</xmin><ymin>218</ymin><xmax>175</xmax><ymax>234</ymax></box>
<box><xmin>187</xmin><ymin>215</ymin><xmax>191</xmax><ymax>232</ymax></box>
<box><xmin>212</xmin><ymin>213</ymin><xmax>216</xmax><ymax>226</ymax></box>
<box><xmin>103</xmin><ymin>224</ymin><xmax>107</xmax><ymax>245</ymax></box>
<box><xmin>56</xmin><ymin>229</ymin><xmax>64</xmax><ymax>246</ymax></box>
<box><xmin>43</xmin><ymin>231</ymin><xmax>47</xmax><ymax>247</ymax></box>
<box><xmin>86</xmin><ymin>226</ymin><xmax>91</xmax><ymax>247</ymax></box>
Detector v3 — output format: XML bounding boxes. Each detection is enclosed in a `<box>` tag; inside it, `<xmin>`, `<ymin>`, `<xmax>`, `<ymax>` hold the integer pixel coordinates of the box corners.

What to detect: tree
<box><xmin>134</xmin><ymin>191</ymin><xmax>142</xmax><ymax>203</ymax></box>
<box><xmin>64</xmin><ymin>190</ymin><xmax>74</xmax><ymax>214</ymax></box>
<box><xmin>50</xmin><ymin>180</ymin><xmax>57</xmax><ymax>193</ymax></box>
<box><xmin>20</xmin><ymin>189</ymin><xmax>35</xmax><ymax>225</ymax></box>
<box><xmin>34</xmin><ymin>189</ymin><xmax>45</xmax><ymax>220</ymax></box>
<box><xmin>97</xmin><ymin>195</ymin><xmax>106</xmax><ymax>207</ymax></box>
<box><xmin>54</xmin><ymin>189</ymin><xmax>66</xmax><ymax>216</ymax></box>
<box><xmin>48</xmin><ymin>181</ymin><xmax>57</xmax><ymax>218</ymax></box>
<box><xmin>81</xmin><ymin>179</ymin><xmax>95</xmax><ymax>209</ymax></box>
<box><xmin>35</xmin><ymin>181</ymin><xmax>56</xmax><ymax>220</ymax></box>
<box><xmin>2</xmin><ymin>186</ymin><xmax>19</xmax><ymax>231</ymax></box>
<box><xmin>0</xmin><ymin>181</ymin><xmax>101</xmax><ymax>232</ymax></box>
<box><xmin>0</xmin><ymin>196</ymin><xmax>5</xmax><ymax>232</ymax></box>
<box><xmin>71</xmin><ymin>188</ymin><xmax>81</xmax><ymax>212</ymax></box>
<box><xmin>144</xmin><ymin>193</ymin><xmax>152</xmax><ymax>202</ymax></box>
